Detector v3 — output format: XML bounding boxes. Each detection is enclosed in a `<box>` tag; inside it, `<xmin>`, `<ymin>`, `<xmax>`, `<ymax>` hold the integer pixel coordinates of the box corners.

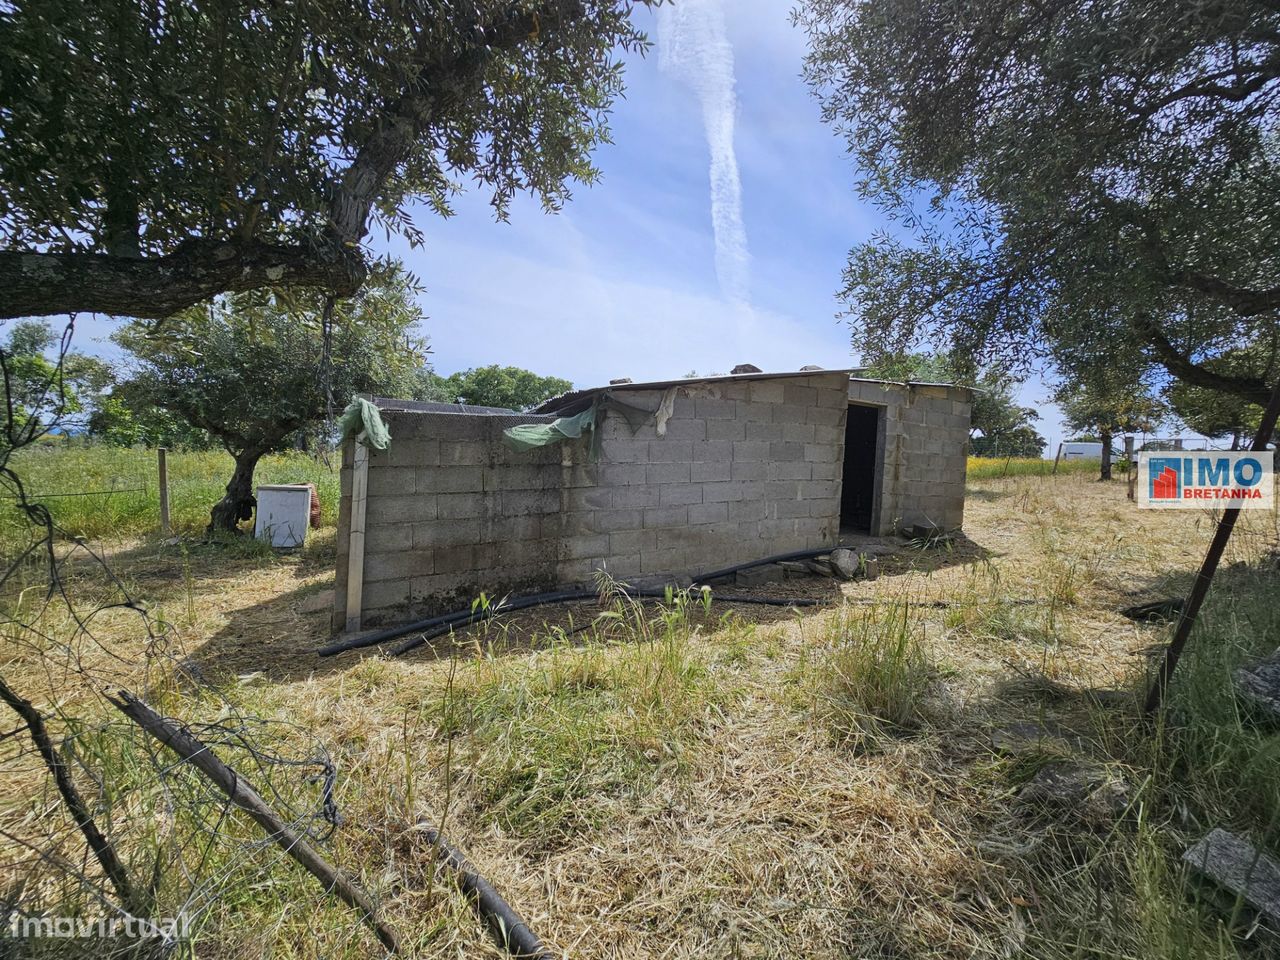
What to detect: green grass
<box><xmin>805</xmin><ymin>601</ymin><xmax>938</xmax><ymax>750</ymax></box>
<box><xmin>3</xmin><ymin>443</ymin><xmax>340</xmax><ymax>540</ymax></box>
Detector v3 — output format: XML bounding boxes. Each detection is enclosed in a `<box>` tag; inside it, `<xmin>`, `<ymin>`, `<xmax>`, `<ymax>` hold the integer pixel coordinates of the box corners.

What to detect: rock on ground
<box><xmin>1235</xmin><ymin>649</ymin><xmax>1280</xmax><ymax>723</ymax></box>
<box><xmin>1184</xmin><ymin>828</ymin><xmax>1280</xmax><ymax>927</ymax></box>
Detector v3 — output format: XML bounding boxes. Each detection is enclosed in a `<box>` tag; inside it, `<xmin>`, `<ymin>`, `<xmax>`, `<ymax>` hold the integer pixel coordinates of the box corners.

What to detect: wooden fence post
<box><xmin>1052</xmin><ymin>442</ymin><xmax>1063</xmax><ymax>475</ymax></box>
<box><xmin>158</xmin><ymin>447</ymin><xmax>171</xmax><ymax>536</ymax></box>
<box><xmin>1125</xmin><ymin>436</ymin><xmax>1136</xmax><ymax>500</ymax></box>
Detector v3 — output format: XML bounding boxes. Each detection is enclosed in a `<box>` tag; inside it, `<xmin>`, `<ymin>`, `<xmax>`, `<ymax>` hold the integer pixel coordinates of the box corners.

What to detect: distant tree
<box><xmin>799</xmin><ymin>0</ymin><xmax>1280</xmax><ymax>408</ymax></box>
<box><xmin>0</xmin><ymin>320</ymin><xmax>112</xmax><ymax>440</ymax></box>
<box><xmin>862</xmin><ymin>352</ymin><xmax>1045</xmax><ymax>457</ymax></box>
<box><xmin>1054</xmin><ymin>371</ymin><xmax>1164</xmax><ymax>480</ymax></box>
<box><xmin>422</xmin><ymin>365</ymin><xmax>572</xmax><ymax>411</ymax></box>
<box><xmin>116</xmin><ymin>271</ymin><xmax>425</xmax><ymax>532</ymax></box>
<box><xmin>1166</xmin><ymin>347</ymin><xmax>1275</xmax><ymax>449</ymax></box>
<box><xmin>0</xmin><ymin>1</ymin><xmax>655</xmax><ymax>320</ymax></box>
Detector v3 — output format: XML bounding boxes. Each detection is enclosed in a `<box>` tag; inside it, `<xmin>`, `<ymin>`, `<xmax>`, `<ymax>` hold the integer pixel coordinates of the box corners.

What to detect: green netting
<box><xmin>503</xmin><ymin>403</ymin><xmax>599</xmax><ymax>452</ymax></box>
<box><xmin>338</xmin><ymin>396</ymin><xmax>391</xmax><ymax>450</ymax></box>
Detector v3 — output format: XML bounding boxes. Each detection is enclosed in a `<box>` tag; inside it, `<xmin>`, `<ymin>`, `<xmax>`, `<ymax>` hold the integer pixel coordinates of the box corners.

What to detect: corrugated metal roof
<box><xmin>531</xmin><ymin>370</ymin><xmax>971</xmax><ymax>415</ymax></box>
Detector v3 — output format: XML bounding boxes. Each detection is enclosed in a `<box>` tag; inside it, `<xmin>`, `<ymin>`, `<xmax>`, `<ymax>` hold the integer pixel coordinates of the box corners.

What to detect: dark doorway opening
<box><xmin>841</xmin><ymin>404</ymin><xmax>881</xmax><ymax>534</ymax></box>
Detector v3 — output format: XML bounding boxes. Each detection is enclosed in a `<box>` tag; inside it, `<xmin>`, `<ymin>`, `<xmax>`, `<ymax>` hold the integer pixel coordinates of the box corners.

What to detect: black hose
<box><xmin>417</xmin><ymin>821</ymin><xmax>550</xmax><ymax>959</ymax></box>
<box><xmin>319</xmin><ymin>547</ymin><xmax>840</xmax><ymax>658</ymax></box>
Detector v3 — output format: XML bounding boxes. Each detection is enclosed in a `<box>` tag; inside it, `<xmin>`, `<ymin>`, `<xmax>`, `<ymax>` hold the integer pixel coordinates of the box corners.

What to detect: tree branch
<box><xmin>1131</xmin><ymin>312</ymin><xmax>1272</xmax><ymax>405</ymax></box>
<box><xmin>0</xmin><ymin>238</ymin><xmax>364</xmax><ymax>320</ymax></box>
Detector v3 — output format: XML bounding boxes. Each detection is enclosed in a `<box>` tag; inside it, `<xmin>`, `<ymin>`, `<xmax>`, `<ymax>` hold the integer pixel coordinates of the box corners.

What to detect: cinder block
<box><xmin>728</xmin><ymin>498</ymin><xmax>767</xmax><ymax>522</ymax></box>
<box><xmin>660</xmin><ymin>484</ymin><xmax>705</xmax><ymax>506</ymax></box>
<box><xmin>692</xmin><ymin>440</ymin><xmax>734</xmax><ymax>461</ymax></box>
<box><xmin>749</xmin><ymin>381</ymin><xmax>786</xmax><ymax>404</ymax></box>
<box><xmin>772</xmin><ymin>403</ymin><xmax>809</xmax><ymax>425</ymax></box>
<box><xmin>818</xmin><ymin>383</ymin><xmax>849</xmax><ymax>408</ymax></box>
<box><xmin>561</xmin><ymin>534</ymin><xmax>611</xmax><ymax>560</ymax></box>
<box><xmin>365</xmin><ymin>549</ymin><xmax>433</xmax><ymax>582</ymax></box>
<box><xmin>732</xmin><ymin>441</ymin><xmax>770</xmax><ymax>462</ymax></box>
<box><xmin>738</xmin><ymin>401</ymin><xmax>774</xmax><ymax>424</ymax></box>
<box><xmin>436</xmin><ymin>492</ymin><xmax>487</xmax><ymax>520</ymax></box>
<box><xmin>647</xmin><ymin>462</ymin><xmax>691</xmax><ymax>484</ymax></box>
<box><xmin>770</xmin><ymin>440</ymin><xmax>805</xmax><ymax>460</ymax></box>
<box><xmin>364</xmin><ymin>521</ymin><xmax>414</xmax><ymax>552</ymax></box>
<box><xmin>564</xmin><ymin>487</ymin><xmax>612</xmax><ymax>511</ymax></box>
<box><xmin>692</xmin><ymin>460</ymin><xmax>731</xmax><ymax>482</ymax></box>
<box><xmin>388</xmin><ymin>439</ymin><xmax>442</xmax><ymax>469</ymax></box>
<box><xmin>416</xmin><ymin>518</ymin><xmax>481</xmax><ymax>548</ymax></box>
<box><xmin>362</xmin><ymin>579</ymin><xmax>413</xmax><ymax>613</ymax></box>
<box><xmin>769</xmin><ymin>461</ymin><xmax>812</xmax><ymax>481</ymax></box>
<box><xmin>783</xmin><ymin>384</ymin><xmax>818</xmax><ymax>407</ymax></box>
<box><xmin>688</xmin><ymin>501</ymin><xmax>729</xmax><ymax>525</ymax></box>
<box><xmin>366</xmin><ymin>494</ymin><xmax>438</xmax><ymax>525</ymax></box>
<box><xmin>613</xmin><ymin>485</ymin><xmax>661</xmax><ymax>509</ymax></box>
<box><xmin>422</xmin><ymin>465</ymin><xmax>484</xmax><ymax>494</ymax></box>
<box><xmin>482</xmin><ymin>464</ymin><xmax>553</xmax><ymax>491</ymax></box>
<box><xmin>706</xmin><ymin>419</ymin><xmax>746</xmax><ymax>441</ymax></box>
<box><xmin>600</xmin><ymin>439</ymin><xmax>649</xmax><ymax>463</ymax></box>
<box><xmin>744</xmin><ymin>421</ymin><xmax>783</xmax><ymax>441</ymax></box>
<box><xmin>702</xmin><ymin>482</ymin><xmax>740</xmax><ymax>504</ymax></box>
<box><xmin>807</xmin><ymin>405</ymin><xmax>846</xmax><ymax>427</ymax></box>
<box><xmin>644</xmin><ymin>505</ymin><xmax>689</xmax><ymax>528</ymax></box>
<box><xmin>593</xmin><ymin>509</ymin><xmax>644</xmax><ymax>531</ymax></box>
<box><xmin>600</xmin><ymin>463</ymin><xmax>647</xmax><ymax>486</ymax></box>
<box><xmin>502</xmin><ymin>489</ymin><xmax>559</xmax><ymax>515</ymax></box>
<box><xmin>807</xmin><ymin>497</ymin><xmax>840</xmax><ymax>521</ymax></box>
<box><xmin>730</xmin><ymin>460</ymin><xmax>767</xmax><ymax>481</ymax></box>
<box><xmin>439</xmin><ymin>440</ymin><xmax>489</xmax><ymax>466</ymax></box>
<box><xmin>774</xmin><ymin>500</ymin><xmax>811</xmax><ymax>519</ymax></box>
<box><xmin>695</xmin><ymin>396</ymin><xmax>738</xmax><ymax>419</ymax></box>
<box><xmin>648</xmin><ymin>440</ymin><xmax>694</xmax><ymax>463</ymax></box>
<box><xmin>812</xmin><ymin>425</ymin><xmax>843</xmax><ymax>446</ymax></box>
<box><xmin>435</xmin><ymin>543</ymin><xmax>478</xmax><ymax>573</ymax></box>
<box><xmin>811</xmin><ymin>461</ymin><xmax>841</xmax><ymax>481</ymax></box>
<box><xmin>662</xmin><ymin>418</ymin><xmax>707</xmax><ymax>441</ymax></box>
<box><xmin>610</xmin><ymin>528</ymin><xmax>659</xmax><ymax>555</ymax></box>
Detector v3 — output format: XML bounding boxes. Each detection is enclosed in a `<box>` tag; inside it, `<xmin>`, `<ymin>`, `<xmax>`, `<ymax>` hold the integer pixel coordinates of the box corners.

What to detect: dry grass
<box><xmin>3</xmin><ymin>472</ymin><xmax>1279</xmax><ymax>958</ymax></box>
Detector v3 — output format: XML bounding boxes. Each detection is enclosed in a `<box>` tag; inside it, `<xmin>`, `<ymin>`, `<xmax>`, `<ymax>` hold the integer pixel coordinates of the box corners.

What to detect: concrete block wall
<box><xmin>335</xmin><ymin>372</ymin><xmax>850</xmax><ymax>629</ymax></box>
<box><xmin>333</xmin><ymin>408</ymin><xmax>564</xmax><ymax>629</ymax></box>
<box><xmin>847</xmin><ymin>380</ymin><xmax>971</xmax><ymax>534</ymax></box>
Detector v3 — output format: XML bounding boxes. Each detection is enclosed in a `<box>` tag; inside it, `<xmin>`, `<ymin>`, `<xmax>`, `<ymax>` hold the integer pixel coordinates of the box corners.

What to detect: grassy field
<box><xmin>3</xmin><ymin>443</ymin><xmax>341</xmax><ymax>539</ymax></box>
<box><xmin>2</xmin><ymin>454</ymin><xmax>1279</xmax><ymax>958</ymax></box>
<box><xmin>0</xmin><ymin>445</ymin><xmax>1098</xmax><ymax>542</ymax></box>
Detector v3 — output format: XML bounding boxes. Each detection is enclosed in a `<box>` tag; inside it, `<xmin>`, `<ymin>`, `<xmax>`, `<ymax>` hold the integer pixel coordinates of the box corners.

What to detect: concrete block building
<box><xmin>333</xmin><ymin>370</ymin><xmax>971</xmax><ymax>631</ymax></box>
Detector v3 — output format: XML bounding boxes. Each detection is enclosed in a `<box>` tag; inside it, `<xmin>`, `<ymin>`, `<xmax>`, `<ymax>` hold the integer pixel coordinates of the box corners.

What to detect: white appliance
<box><xmin>254</xmin><ymin>484</ymin><xmax>312</xmax><ymax>548</ymax></box>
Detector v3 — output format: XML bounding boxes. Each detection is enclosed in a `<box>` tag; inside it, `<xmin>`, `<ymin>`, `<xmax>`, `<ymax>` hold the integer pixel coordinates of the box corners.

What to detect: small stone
<box><xmin>1017</xmin><ymin>760</ymin><xmax>1130</xmax><ymax>824</ymax></box>
<box><xmin>731</xmin><ymin>363</ymin><xmax>763</xmax><ymax>374</ymax></box>
<box><xmin>829</xmin><ymin>548</ymin><xmax>859</xmax><ymax>581</ymax></box>
<box><xmin>805</xmin><ymin>559</ymin><xmax>836</xmax><ymax>577</ymax></box>
<box><xmin>1236</xmin><ymin>650</ymin><xmax>1280</xmax><ymax>723</ymax></box>
<box><xmin>1184</xmin><ymin>828</ymin><xmax>1280</xmax><ymax>926</ymax></box>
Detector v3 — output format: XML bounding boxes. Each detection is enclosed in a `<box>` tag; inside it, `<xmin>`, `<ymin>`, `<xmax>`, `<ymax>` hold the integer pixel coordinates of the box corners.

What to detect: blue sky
<box><xmin>383</xmin><ymin>0</ymin><xmax>1071</xmax><ymax>449</ymax></box>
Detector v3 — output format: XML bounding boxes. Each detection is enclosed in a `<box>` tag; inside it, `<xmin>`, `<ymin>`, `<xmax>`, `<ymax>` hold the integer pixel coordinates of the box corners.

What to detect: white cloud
<box><xmin>657</xmin><ymin>0</ymin><xmax>750</xmax><ymax>307</ymax></box>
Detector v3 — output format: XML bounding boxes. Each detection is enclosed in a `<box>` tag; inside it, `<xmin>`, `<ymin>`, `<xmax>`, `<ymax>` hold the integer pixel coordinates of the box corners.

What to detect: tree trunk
<box><xmin>1100</xmin><ymin>427</ymin><xmax>1113</xmax><ymax>481</ymax></box>
<box><xmin>209</xmin><ymin>448</ymin><xmax>264</xmax><ymax>533</ymax></box>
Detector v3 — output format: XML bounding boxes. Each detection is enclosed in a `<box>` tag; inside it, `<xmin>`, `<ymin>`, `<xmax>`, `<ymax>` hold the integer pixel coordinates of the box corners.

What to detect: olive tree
<box><xmin>798</xmin><ymin>0</ymin><xmax>1280</xmax><ymax>405</ymax></box>
<box><xmin>0</xmin><ymin>0</ymin><xmax>654</xmax><ymax>318</ymax></box>
<box><xmin>116</xmin><ymin>272</ymin><xmax>425</xmax><ymax>531</ymax></box>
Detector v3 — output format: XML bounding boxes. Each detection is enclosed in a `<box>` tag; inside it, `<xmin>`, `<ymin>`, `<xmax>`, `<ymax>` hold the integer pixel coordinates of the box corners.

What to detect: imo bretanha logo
<box><xmin>1139</xmin><ymin>452</ymin><xmax>1275</xmax><ymax>509</ymax></box>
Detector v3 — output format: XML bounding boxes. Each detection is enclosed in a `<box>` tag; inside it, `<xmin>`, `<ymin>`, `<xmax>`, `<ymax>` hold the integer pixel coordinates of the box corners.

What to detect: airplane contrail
<box><xmin>658</xmin><ymin>0</ymin><xmax>750</xmax><ymax>306</ymax></box>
